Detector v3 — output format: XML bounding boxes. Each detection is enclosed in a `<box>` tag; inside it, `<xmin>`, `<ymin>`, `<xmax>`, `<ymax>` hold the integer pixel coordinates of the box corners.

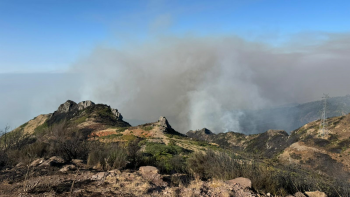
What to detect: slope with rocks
<box><xmin>10</xmin><ymin>100</ymin><xmax>130</xmax><ymax>139</ymax></box>
<box><xmin>2</xmin><ymin>100</ymin><xmax>350</xmax><ymax>196</ymax></box>
<box><xmin>187</xmin><ymin>113</ymin><xmax>350</xmax><ymax>179</ymax></box>
<box><xmin>239</xmin><ymin>94</ymin><xmax>350</xmax><ymax>133</ymax></box>
<box><xmin>187</xmin><ymin>128</ymin><xmax>291</xmax><ymax>157</ymax></box>
<box><xmin>279</xmin><ymin>114</ymin><xmax>350</xmax><ymax>178</ymax></box>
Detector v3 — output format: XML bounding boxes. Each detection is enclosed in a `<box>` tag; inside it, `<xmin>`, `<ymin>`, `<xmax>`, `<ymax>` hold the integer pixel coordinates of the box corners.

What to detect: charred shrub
<box><xmin>87</xmin><ymin>142</ymin><xmax>128</xmax><ymax>170</ymax></box>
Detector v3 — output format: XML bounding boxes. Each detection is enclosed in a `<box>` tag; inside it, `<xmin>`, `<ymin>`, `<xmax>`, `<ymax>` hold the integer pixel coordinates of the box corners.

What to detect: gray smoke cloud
<box><xmin>72</xmin><ymin>33</ymin><xmax>350</xmax><ymax>133</ymax></box>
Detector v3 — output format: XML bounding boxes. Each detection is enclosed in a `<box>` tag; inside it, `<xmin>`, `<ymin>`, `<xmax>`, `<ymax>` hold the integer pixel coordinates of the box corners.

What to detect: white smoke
<box><xmin>71</xmin><ymin>34</ymin><xmax>350</xmax><ymax>133</ymax></box>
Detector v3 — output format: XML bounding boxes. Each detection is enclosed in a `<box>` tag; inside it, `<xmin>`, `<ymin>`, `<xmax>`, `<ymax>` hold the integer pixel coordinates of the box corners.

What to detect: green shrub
<box><xmin>116</xmin><ymin>127</ymin><xmax>129</xmax><ymax>132</ymax></box>
<box><xmin>121</xmin><ymin>134</ymin><xmax>137</xmax><ymax>142</ymax></box>
<box><xmin>145</xmin><ymin>142</ymin><xmax>185</xmax><ymax>156</ymax></box>
<box><xmin>143</xmin><ymin>142</ymin><xmax>189</xmax><ymax>173</ymax></box>
<box><xmin>143</xmin><ymin>126</ymin><xmax>153</xmax><ymax>131</ymax></box>
<box><xmin>100</xmin><ymin>134</ymin><xmax>123</xmax><ymax>139</ymax></box>
<box><xmin>73</xmin><ymin>116</ymin><xmax>88</xmax><ymax>124</ymax></box>
<box><xmin>33</xmin><ymin>122</ymin><xmax>49</xmax><ymax>136</ymax></box>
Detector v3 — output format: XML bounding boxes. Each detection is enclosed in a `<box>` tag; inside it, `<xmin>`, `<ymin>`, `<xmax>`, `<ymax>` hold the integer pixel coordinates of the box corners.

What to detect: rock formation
<box><xmin>78</xmin><ymin>100</ymin><xmax>95</xmax><ymax>110</ymax></box>
<box><xmin>57</xmin><ymin>100</ymin><xmax>78</xmax><ymax>113</ymax></box>
<box><xmin>111</xmin><ymin>108</ymin><xmax>123</xmax><ymax>120</ymax></box>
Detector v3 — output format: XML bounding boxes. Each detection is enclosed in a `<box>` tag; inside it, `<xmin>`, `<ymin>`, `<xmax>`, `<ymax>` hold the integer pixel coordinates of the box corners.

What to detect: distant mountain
<box><xmin>238</xmin><ymin>95</ymin><xmax>350</xmax><ymax>134</ymax></box>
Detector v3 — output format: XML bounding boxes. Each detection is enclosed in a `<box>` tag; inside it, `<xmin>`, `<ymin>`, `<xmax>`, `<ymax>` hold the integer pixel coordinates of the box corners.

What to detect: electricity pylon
<box><xmin>320</xmin><ymin>94</ymin><xmax>329</xmax><ymax>137</ymax></box>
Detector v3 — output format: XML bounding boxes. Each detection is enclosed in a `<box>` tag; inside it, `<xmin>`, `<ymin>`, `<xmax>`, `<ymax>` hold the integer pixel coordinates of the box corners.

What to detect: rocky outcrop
<box><xmin>58</xmin><ymin>100</ymin><xmax>96</xmax><ymax>113</ymax></box>
<box><xmin>57</xmin><ymin>100</ymin><xmax>78</xmax><ymax>113</ymax></box>
<box><xmin>55</xmin><ymin>100</ymin><xmax>125</xmax><ymax>122</ymax></box>
<box><xmin>78</xmin><ymin>100</ymin><xmax>95</xmax><ymax>110</ymax></box>
<box><xmin>157</xmin><ymin>116</ymin><xmax>183</xmax><ymax>135</ymax></box>
<box><xmin>111</xmin><ymin>108</ymin><xmax>123</xmax><ymax>120</ymax></box>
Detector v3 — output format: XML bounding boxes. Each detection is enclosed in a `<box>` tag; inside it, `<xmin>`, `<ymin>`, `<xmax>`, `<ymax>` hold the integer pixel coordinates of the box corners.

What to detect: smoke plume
<box><xmin>71</xmin><ymin>34</ymin><xmax>350</xmax><ymax>133</ymax></box>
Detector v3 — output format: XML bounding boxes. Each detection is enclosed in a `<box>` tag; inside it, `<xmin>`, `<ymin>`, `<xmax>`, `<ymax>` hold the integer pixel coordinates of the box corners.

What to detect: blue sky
<box><xmin>1</xmin><ymin>0</ymin><xmax>350</xmax><ymax>73</ymax></box>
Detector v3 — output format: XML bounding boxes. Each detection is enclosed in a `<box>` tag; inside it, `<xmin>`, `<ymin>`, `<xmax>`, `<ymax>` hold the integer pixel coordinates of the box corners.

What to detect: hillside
<box><xmin>1</xmin><ymin>100</ymin><xmax>350</xmax><ymax>196</ymax></box>
<box><xmin>238</xmin><ymin>95</ymin><xmax>350</xmax><ymax>134</ymax></box>
<box><xmin>188</xmin><ymin>113</ymin><xmax>350</xmax><ymax>181</ymax></box>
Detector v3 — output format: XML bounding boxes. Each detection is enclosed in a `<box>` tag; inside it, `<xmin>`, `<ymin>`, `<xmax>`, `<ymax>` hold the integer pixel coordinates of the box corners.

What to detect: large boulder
<box><xmin>226</xmin><ymin>177</ymin><xmax>252</xmax><ymax>188</ymax></box>
<box><xmin>139</xmin><ymin>166</ymin><xmax>159</xmax><ymax>175</ymax></box>
<box><xmin>305</xmin><ymin>191</ymin><xmax>327</xmax><ymax>197</ymax></box>
<box><xmin>139</xmin><ymin>166</ymin><xmax>166</xmax><ymax>186</ymax></box>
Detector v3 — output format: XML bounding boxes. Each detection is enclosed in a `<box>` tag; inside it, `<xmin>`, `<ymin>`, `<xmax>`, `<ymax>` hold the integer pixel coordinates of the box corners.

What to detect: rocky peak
<box><xmin>187</xmin><ymin>128</ymin><xmax>214</xmax><ymax>136</ymax></box>
<box><xmin>158</xmin><ymin>116</ymin><xmax>171</xmax><ymax>129</ymax></box>
<box><xmin>78</xmin><ymin>100</ymin><xmax>95</xmax><ymax>110</ymax></box>
<box><xmin>56</xmin><ymin>100</ymin><xmax>123</xmax><ymax>121</ymax></box>
<box><xmin>199</xmin><ymin>128</ymin><xmax>214</xmax><ymax>135</ymax></box>
<box><xmin>157</xmin><ymin>116</ymin><xmax>182</xmax><ymax>135</ymax></box>
<box><xmin>57</xmin><ymin>100</ymin><xmax>78</xmax><ymax>113</ymax></box>
<box><xmin>186</xmin><ymin>128</ymin><xmax>214</xmax><ymax>142</ymax></box>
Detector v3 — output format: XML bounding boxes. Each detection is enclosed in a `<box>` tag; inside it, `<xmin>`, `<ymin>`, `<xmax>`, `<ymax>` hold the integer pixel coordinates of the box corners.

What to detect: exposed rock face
<box><xmin>78</xmin><ymin>100</ymin><xmax>95</xmax><ymax>110</ymax></box>
<box><xmin>111</xmin><ymin>108</ymin><xmax>123</xmax><ymax>120</ymax></box>
<box><xmin>55</xmin><ymin>100</ymin><xmax>124</xmax><ymax>121</ymax></box>
<box><xmin>58</xmin><ymin>100</ymin><xmax>96</xmax><ymax>113</ymax></box>
<box><xmin>57</xmin><ymin>100</ymin><xmax>78</xmax><ymax>113</ymax></box>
